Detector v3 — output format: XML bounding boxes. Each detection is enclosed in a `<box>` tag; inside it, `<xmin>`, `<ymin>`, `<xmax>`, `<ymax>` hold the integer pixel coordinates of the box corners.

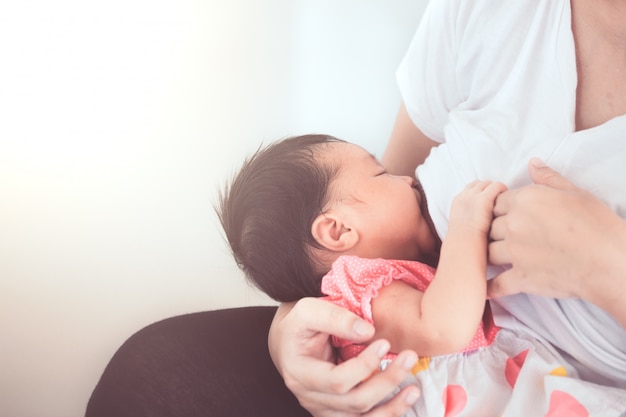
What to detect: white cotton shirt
<box><xmin>397</xmin><ymin>0</ymin><xmax>626</xmax><ymax>388</ymax></box>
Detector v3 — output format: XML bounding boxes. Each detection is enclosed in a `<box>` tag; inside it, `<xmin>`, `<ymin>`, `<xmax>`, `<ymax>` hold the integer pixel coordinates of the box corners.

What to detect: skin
<box><xmin>269</xmin><ymin>300</ymin><xmax>421</xmax><ymax>417</ymax></box>
<box><xmin>313</xmin><ymin>142</ymin><xmax>506</xmax><ymax>356</ymax></box>
<box><xmin>488</xmin><ymin>158</ymin><xmax>626</xmax><ymax>329</ymax></box>
<box><xmin>312</xmin><ymin>142</ymin><xmax>438</xmax><ymax>265</ymax></box>
<box><xmin>381</xmin><ymin>103</ymin><xmax>438</xmax><ymax>178</ymax></box>
<box><xmin>269</xmin><ymin>113</ymin><xmax>434</xmax><ymax>417</ymax></box>
<box><xmin>269</xmin><ymin>1</ymin><xmax>626</xmax><ymax>415</ymax></box>
<box><xmin>570</xmin><ymin>0</ymin><xmax>626</xmax><ymax>131</ymax></box>
<box><xmin>371</xmin><ymin>180</ymin><xmax>505</xmax><ymax>356</ymax></box>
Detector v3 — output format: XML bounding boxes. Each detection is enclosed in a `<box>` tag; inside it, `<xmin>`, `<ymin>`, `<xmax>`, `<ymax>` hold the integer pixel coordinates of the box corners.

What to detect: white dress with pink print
<box><xmin>322</xmin><ymin>256</ymin><xmax>626</xmax><ymax>417</ymax></box>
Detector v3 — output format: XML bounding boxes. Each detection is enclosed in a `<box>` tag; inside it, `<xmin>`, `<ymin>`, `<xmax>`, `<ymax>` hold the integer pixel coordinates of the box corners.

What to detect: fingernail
<box><xmin>376</xmin><ymin>341</ymin><xmax>390</xmax><ymax>358</ymax></box>
<box><xmin>405</xmin><ymin>389</ymin><xmax>421</xmax><ymax>404</ymax></box>
<box><xmin>353</xmin><ymin>319</ymin><xmax>372</xmax><ymax>336</ymax></box>
<box><xmin>530</xmin><ymin>157</ymin><xmax>546</xmax><ymax>168</ymax></box>
<box><xmin>402</xmin><ymin>353</ymin><xmax>418</xmax><ymax>370</ymax></box>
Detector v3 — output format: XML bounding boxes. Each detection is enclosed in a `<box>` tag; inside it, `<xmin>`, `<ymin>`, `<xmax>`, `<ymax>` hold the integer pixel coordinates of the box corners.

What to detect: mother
<box><xmin>269</xmin><ymin>0</ymin><xmax>626</xmax><ymax>415</ymax></box>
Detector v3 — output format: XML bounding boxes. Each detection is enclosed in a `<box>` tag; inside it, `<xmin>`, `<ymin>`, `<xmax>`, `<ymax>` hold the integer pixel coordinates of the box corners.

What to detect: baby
<box><xmin>217</xmin><ymin>134</ymin><xmax>621</xmax><ymax>416</ymax></box>
<box><xmin>218</xmin><ymin>134</ymin><xmax>500</xmax><ymax>354</ymax></box>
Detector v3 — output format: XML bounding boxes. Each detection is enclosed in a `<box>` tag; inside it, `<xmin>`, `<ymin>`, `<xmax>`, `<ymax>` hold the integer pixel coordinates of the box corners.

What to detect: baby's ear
<box><xmin>311</xmin><ymin>212</ymin><xmax>358</xmax><ymax>252</ymax></box>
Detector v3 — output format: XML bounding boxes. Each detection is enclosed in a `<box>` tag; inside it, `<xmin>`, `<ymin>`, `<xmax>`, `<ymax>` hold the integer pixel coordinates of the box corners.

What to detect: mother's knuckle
<box><xmin>348</xmin><ymin>395</ymin><xmax>372</xmax><ymax>413</ymax></box>
<box><xmin>328</xmin><ymin>379</ymin><xmax>351</xmax><ymax>395</ymax></box>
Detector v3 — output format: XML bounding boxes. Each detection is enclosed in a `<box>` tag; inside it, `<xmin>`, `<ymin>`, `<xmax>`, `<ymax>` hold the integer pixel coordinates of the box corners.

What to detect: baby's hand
<box><xmin>449</xmin><ymin>181</ymin><xmax>508</xmax><ymax>234</ymax></box>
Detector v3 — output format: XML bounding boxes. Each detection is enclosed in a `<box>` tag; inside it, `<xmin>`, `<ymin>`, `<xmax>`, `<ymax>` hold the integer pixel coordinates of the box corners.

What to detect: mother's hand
<box><xmin>268</xmin><ymin>298</ymin><xmax>421</xmax><ymax>417</ymax></box>
<box><xmin>488</xmin><ymin>158</ymin><xmax>626</xmax><ymax>327</ymax></box>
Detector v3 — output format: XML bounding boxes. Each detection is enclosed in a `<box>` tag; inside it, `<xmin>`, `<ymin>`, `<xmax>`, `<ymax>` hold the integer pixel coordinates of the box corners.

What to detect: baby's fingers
<box><xmin>462</xmin><ymin>181</ymin><xmax>507</xmax><ymax>200</ymax></box>
<box><xmin>483</xmin><ymin>181</ymin><xmax>508</xmax><ymax>199</ymax></box>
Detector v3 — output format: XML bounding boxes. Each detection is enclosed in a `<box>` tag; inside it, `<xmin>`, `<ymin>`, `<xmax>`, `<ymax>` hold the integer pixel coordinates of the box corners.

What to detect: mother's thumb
<box><xmin>528</xmin><ymin>158</ymin><xmax>576</xmax><ymax>190</ymax></box>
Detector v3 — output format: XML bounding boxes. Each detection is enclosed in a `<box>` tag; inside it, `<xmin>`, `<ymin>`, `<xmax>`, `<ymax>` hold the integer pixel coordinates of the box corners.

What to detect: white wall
<box><xmin>0</xmin><ymin>1</ymin><xmax>427</xmax><ymax>416</ymax></box>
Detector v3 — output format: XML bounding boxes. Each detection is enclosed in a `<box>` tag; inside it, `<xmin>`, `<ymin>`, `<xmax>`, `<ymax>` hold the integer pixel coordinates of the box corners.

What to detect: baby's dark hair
<box><xmin>217</xmin><ymin>134</ymin><xmax>345</xmax><ymax>302</ymax></box>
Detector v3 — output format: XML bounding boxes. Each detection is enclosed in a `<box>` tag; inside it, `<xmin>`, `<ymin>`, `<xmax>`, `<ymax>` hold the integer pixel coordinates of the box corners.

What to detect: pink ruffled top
<box><xmin>321</xmin><ymin>256</ymin><xmax>498</xmax><ymax>361</ymax></box>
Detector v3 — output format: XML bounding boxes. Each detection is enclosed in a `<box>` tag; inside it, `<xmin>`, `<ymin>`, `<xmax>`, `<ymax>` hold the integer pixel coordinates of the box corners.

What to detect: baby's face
<box><xmin>322</xmin><ymin>142</ymin><xmax>438</xmax><ymax>262</ymax></box>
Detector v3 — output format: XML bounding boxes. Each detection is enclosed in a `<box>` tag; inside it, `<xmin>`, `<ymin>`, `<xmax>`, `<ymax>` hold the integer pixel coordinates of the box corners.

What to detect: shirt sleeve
<box><xmin>396</xmin><ymin>0</ymin><xmax>464</xmax><ymax>143</ymax></box>
<box><xmin>322</xmin><ymin>256</ymin><xmax>436</xmax><ymax>354</ymax></box>
<box><xmin>321</xmin><ymin>256</ymin><xmax>434</xmax><ymax>323</ymax></box>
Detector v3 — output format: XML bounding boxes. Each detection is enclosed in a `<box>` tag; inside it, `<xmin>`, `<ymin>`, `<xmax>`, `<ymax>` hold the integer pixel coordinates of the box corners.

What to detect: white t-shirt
<box><xmin>397</xmin><ymin>0</ymin><xmax>626</xmax><ymax>387</ymax></box>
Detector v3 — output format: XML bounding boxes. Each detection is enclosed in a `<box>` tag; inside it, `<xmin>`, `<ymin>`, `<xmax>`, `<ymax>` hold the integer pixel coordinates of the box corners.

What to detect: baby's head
<box><xmin>217</xmin><ymin>134</ymin><xmax>341</xmax><ymax>302</ymax></box>
<box><xmin>218</xmin><ymin>134</ymin><xmax>438</xmax><ymax>302</ymax></box>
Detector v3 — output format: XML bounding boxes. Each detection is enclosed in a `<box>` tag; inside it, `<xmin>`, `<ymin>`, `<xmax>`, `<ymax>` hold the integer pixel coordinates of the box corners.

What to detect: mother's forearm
<box><xmin>382</xmin><ymin>102</ymin><xmax>438</xmax><ymax>177</ymax></box>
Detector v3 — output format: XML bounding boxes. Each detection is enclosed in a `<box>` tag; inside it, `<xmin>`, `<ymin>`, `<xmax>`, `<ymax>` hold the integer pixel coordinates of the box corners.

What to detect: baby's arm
<box><xmin>372</xmin><ymin>181</ymin><xmax>507</xmax><ymax>356</ymax></box>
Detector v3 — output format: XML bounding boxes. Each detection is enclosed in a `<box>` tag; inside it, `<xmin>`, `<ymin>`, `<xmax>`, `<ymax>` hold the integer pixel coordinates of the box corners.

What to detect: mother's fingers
<box><xmin>486</xmin><ymin>270</ymin><xmax>521</xmax><ymax>299</ymax></box>
<box><xmin>305</xmin><ymin>340</ymin><xmax>394</xmax><ymax>395</ymax></box>
<box><xmin>492</xmin><ymin>188</ymin><xmax>516</xmax><ymax>217</ymax></box>
<box><xmin>487</xmin><ymin>239</ymin><xmax>510</xmax><ymax>266</ymax></box>
<box><xmin>363</xmin><ymin>386</ymin><xmax>421</xmax><ymax>417</ymax></box>
<box><xmin>527</xmin><ymin>158</ymin><xmax>577</xmax><ymax>191</ymax></box>
<box><xmin>292</xmin><ymin>298</ymin><xmax>376</xmax><ymax>343</ymax></box>
<box><xmin>302</xmin><ymin>350</ymin><xmax>419</xmax><ymax>414</ymax></box>
<box><xmin>488</xmin><ymin>216</ymin><xmax>506</xmax><ymax>242</ymax></box>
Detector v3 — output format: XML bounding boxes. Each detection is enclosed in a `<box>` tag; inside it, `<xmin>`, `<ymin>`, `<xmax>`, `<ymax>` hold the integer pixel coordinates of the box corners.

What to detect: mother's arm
<box><xmin>488</xmin><ymin>158</ymin><xmax>626</xmax><ymax>328</ymax></box>
<box><xmin>382</xmin><ymin>103</ymin><xmax>439</xmax><ymax>176</ymax></box>
<box><xmin>269</xmin><ymin>299</ymin><xmax>421</xmax><ymax>417</ymax></box>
